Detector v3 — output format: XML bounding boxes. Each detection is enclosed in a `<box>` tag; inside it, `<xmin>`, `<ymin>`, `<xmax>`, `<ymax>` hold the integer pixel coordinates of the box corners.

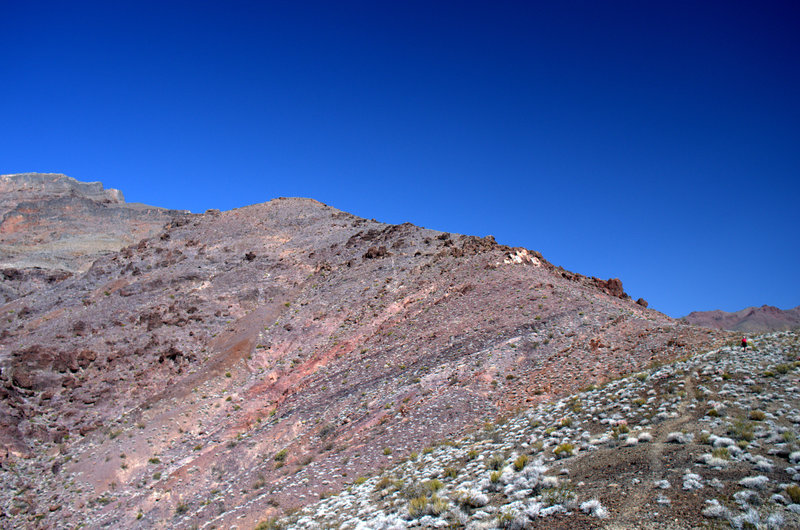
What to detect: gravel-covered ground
<box><xmin>270</xmin><ymin>331</ymin><xmax>800</xmax><ymax>530</ymax></box>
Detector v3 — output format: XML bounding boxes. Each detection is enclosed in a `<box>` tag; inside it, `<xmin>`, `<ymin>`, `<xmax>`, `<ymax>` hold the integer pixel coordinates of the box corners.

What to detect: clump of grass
<box><xmin>490</xmin><ymin>471</ymin><xmax>502</xmax><ymax>484</ymax></box>
<box><xmin>424</xmin><ymin>479</ymin><xmax>443</xmax><ymax>493</ymax></box>
<box><xmin>428</xmin><ymin>495</ymin><xmax>448</xmax><ymax>516</ymax></box>
<box><xmin>487</xmin><ymin>454</ymin><xmax>505</xmax><ymax>470</ymax></box>
<box><xmin>775</xmin><ymin>363</ymin><xmax>792</xmax><ymax>374</ymax></box>
<box><xmin>274</xmin><ymin>449</ymin><xmax>288</xmax><ymax>462</ymax></box>
<box><xmin>409</xmin><ymin>451</ymin><xmax>418</xmax><ymax>460</ymax></box>
<box><xmin>467</xmin><ymin>449</ymin><xmax>479</xmax><ymax>460</ymax></box>
<box><xmin>560</xmin><ymin>417</ymin><xmax>572</xmax><ymax>428</ymax></box>
<box><xmin>513</xmin><ymin>454</ymin><xmax>529</xmax><ymax>471</ymax></box>
<box><xmin>786</xmin><ymin>484</ymin><xmax>800</xmax><ymax>504</ymax></box>
<box><xmin>554</xmin><ymin>442</ymin><xmax>574</xmax><ymax>457</ymax></box>
<box><xmin>707</xmin><ymin>408</ymin><xmax>720</xmax><ymax>417</ymax></box>
<box><xmin>711</xmin><ymin>447</ymin><xmax>730</xmax><ymax>460</ymax></box>
<box><xmin>383</xmin><ymin>447</ymin><xmax>392</xmax><ymax>455</ymax></box>
<box><xmin>408</xmin><ymin>495</ymin><xmax>447</xmax><ymax>518</ymax></box>
<box><xmin>443</xmin><ymin>467</ymin><xmax>458</xmax><ymax>479</ymax></box>
<box><xmin>611</xmin><ymin>424</ymin><xmax>630</xmax><ymax>439</ymax></box>
<box><xmin>542</xmin><ymin>483</ymin><xmax>577</xmax><ymax>507</ymax></box>
<box><xmin>374</xmin><ymin>476</ymin><xmax>391</xmax><ymax>491</ymax></box>
<box><xmin>728</xmin><ymin>419</ymin><xmax>755</xmax><ymax>441</ymax></box>
<box><xmin>148</xmin><ymin>457</ymin><xmax>161</xmax><ymax>464</ymax></box>
<box><xmin>749</xmin><ymin>410</ymin><xmax>766</xmax><ymax>421</ymax></box>
<box><xmin>354</xmin><ymin>476</ymin><xmax>368</xmax><ymax>485</ymax></box>
<box><xmin>633</xmin><ymin>397</ymin><xmax>646</xmax><ymax>407</ymax></box>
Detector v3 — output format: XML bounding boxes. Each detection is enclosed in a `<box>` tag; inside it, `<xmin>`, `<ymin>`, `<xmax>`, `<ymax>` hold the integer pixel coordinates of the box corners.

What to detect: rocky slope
<box><xmin>0</xmin><ymin>173</ymin><xmax>182</xmax><ymax>303</ymax></box>
<box><xmin>0</xmin><ymin>178</ymin><xmax>731</xmax><ymax>528</ymax></box>
<box><xmin>278</xmin><ymin>331</ymin><xmax>800</xmax><ymax>530</ymax></box>
<box><xmin>683</xmin><ymin>306</ymin><xmax>800</xmax><ymax>333</ymax></box>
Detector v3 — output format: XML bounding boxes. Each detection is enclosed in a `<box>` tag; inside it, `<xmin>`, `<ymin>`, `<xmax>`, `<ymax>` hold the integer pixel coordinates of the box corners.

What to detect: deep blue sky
<box><xmin>2</xmin><ymin>1</ymin><xmax>798</xmax><ymax>317</ymax></box>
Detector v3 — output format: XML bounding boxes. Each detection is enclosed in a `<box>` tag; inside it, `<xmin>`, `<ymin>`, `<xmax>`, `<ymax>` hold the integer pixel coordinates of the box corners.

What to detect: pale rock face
<box><xmin>503</xmin><ymin>248</ymin><xmax>542</xmax><ymax>267</ymax></box>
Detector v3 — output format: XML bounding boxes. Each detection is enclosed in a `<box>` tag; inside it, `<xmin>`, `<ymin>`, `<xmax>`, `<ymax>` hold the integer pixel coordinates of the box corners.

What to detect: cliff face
<box><xmin>0</xmin><ymin>173</ymin><xmax>182</xmax><ymax>303</ymax></box>
<box><xmin>682</xmin><ymin>305</ymin><xmax>800</xmax><ymax>333</ymax></box>
<box><xmin>0</xmin><ymin>178</ymin><xmax>730</xmax><ymax>528</ymax></box>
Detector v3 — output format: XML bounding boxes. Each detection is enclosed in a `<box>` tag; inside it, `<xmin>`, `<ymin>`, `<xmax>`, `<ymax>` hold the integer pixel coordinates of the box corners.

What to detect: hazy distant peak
<box><xmin>0</xmin><ymin>172</ymin><xmax>125</xmax><ymax>203</ymax></box>
<box><xmin>682</xmin><ymin>304</ymin><xmax>800</xmax><ymax>332</ymax></box>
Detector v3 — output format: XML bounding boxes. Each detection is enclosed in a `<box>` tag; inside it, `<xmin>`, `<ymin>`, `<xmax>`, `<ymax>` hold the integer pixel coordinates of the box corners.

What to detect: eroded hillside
<box><xmin>0</xmin><ymin>193</ymin><xmax>729</xmax><ymax>528</ymax></box>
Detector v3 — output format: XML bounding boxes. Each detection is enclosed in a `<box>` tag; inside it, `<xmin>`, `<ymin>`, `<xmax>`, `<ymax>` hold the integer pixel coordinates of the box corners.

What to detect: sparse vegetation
<box><xmin>554</xmin><ymin>442</ymin><xmax>574</xmax><ymax>457</ymax></box>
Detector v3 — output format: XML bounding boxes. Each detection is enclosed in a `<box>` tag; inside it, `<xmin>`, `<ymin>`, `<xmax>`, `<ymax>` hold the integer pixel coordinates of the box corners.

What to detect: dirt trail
<box><xmin>606</xmin><ymin>373</ymin><xmax>697</xmax><ymax>528</ymax></box>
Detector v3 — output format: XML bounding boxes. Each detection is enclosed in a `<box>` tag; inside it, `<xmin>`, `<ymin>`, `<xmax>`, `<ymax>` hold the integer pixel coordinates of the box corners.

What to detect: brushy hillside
<box><xmin>269</xmin><ymin>331</ymin><xmax>800</xmax><ymax>529</ymax></box>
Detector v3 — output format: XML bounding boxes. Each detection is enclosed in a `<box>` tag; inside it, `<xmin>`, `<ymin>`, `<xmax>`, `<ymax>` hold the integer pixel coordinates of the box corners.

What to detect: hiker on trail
<box><xmin>742</xmin><ymin>337</ymin><xmax>748</xmax><ymax>350</ymax></box>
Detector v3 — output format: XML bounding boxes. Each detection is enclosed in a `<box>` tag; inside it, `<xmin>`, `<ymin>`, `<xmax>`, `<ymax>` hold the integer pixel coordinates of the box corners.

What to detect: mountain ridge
<box><xmin>682</xmin><ymin>305</ymin><xmax>800</xmax><ymax>333</ymax></box>
<box><xmin>0</xmin><ymin>174</ymin><xmax>731</xmax><ymax>528</ymax></box>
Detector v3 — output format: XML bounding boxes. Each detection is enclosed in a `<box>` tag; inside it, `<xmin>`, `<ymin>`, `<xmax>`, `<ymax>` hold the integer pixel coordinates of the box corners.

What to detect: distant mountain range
<box><xmin>682</xmin><ymin>305</ymin><xmax>800</xmax><ymax>333</ymax></box>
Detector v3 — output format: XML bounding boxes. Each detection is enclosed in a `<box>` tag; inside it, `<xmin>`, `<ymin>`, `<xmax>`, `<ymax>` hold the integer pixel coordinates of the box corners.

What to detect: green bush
<box><xmin>787</xmin><ymin>484</ymin><xmax>800</xmax><ymax>504</ymax></box>
<box><xmin>554</xmin><ymin>443</ymin><xmax>574</xmax><ymax>457</ymax></box>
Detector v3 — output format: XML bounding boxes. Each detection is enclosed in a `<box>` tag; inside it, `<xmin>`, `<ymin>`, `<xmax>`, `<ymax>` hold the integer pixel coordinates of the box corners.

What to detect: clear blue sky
<box><xmin>2</xmin><ymin>1</ymin><xmax>798</xmax><ymax>317</ymax></box>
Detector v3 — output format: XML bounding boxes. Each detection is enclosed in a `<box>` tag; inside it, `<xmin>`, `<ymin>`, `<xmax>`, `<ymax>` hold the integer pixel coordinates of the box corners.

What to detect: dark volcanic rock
<box><xmin>0</xmin><ymin>181</ymin><xmax>731</xmax><ymax>529</ymax></box>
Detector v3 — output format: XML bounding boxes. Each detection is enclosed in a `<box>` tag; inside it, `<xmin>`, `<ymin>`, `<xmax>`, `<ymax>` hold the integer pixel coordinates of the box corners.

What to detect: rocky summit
<box><xmin>0</xmin><ymin>175</ymin><xmax>732</xmax><ymax>528</ymax></box>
